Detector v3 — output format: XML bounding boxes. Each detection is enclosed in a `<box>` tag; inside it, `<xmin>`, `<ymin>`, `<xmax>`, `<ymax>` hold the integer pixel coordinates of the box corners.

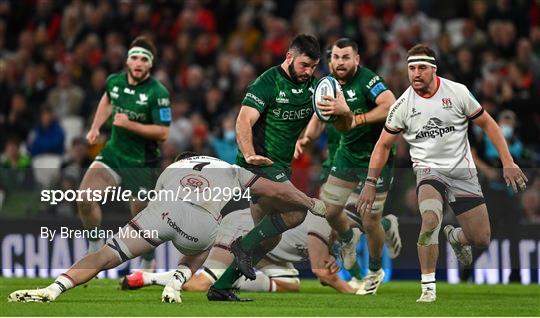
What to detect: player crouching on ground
<box><xmin>8</xmin><ymin>152</ymin><xmax>327</xmax><ymax>303</ymax></box>
<box><xmin>121</xmin><ymin>208</ymin><xmax>401</xmax><ymax>294</ymax></box>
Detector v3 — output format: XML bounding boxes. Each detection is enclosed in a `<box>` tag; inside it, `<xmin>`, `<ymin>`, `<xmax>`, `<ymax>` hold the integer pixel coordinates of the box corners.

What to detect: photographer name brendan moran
<box><xmin>40</xmin><ymin>227</ymin><xmax>158</xmax><ymax>242</ymax></box>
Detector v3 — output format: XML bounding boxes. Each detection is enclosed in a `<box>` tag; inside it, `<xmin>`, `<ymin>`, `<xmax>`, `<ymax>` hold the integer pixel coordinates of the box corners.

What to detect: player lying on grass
<box><xmin>121</xmin><ymin>208</ymin><xmax>401</xmax><ymax>294</ymax></box>
<box><xmin>8</xmin><ymin>152</ymin><xmax>327</xmax><ymax>303</ymax></box>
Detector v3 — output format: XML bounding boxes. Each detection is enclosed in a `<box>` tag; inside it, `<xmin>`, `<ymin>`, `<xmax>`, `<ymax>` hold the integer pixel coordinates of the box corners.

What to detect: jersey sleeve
<box><xmin>460</xmin><ymin>85</ymin><xmax>484</xmax><ymax>120</ymax></box>
<box><xmin>241</xmin><ymin>76</ymin><xmax>274</xmax><ymax>113</ymax></box>
<box><xmin>384</xmin><ymin>94</ymin><xmax>408</xmax><ymax>134</ymax></box>
<box><xmin>232</xmin><ymin>165</ymin><xmax>260</xmax><ymax>190</ymax></box>
<box><xmin>361</xmin><ymin>68</ymin><xmax>389</xmax><ymax>104</ymax></box>
<box><xmin>104</xmin><ymin>74</ymin><xmax>115</xmax><ymax>99</ymax></box>
<box><xmin>150</xmin><ymin>83</ymin><xmax>172</xmax><ymax>126</ymax></box>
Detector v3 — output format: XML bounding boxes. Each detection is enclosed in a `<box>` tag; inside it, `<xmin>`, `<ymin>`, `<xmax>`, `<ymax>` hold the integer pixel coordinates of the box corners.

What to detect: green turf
<box><xmin>1</xmin><ymin>278</ymin><xmax>539</xmax><ymax>316</ymax></box>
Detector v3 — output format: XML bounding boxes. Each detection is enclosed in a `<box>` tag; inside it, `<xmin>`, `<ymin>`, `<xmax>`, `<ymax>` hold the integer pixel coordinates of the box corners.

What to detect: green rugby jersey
<box><xmin>336</xmin><ymin>67</ymin><xmax>393</xmax><ymax>162</ymax></box>
<box><xmin>103</xmin><ymin>72</ymin><xmax>171</xmax><ymax>166</ymax></box>
<box><xmin>237</xmin><ymin>66</ymin><xmax>317</xmax><ymax>169</ymax></box>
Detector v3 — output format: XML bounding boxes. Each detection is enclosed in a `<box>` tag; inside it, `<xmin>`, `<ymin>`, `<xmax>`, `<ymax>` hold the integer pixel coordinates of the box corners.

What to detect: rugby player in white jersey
<box><xmin>356</xmin><ymin>44</ymin><xmax>528</xmax><ymax>303</ymax></box>
<box><xmin>8</xmin><ymin>152</ymin><xmax>327</xmax><ymax>303</ymax></box>
<box><xmin>122</xmin><ymin>209</ymin><xmax>400</xmax><ymax>294</ymax></box>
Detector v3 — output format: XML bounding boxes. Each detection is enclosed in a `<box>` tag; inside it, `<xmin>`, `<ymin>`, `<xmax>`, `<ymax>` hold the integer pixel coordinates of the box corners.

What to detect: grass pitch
<box><xmin>1</xmin><ymin>278</ymin><xmax>539</xmax><ymax>316</ymax></box>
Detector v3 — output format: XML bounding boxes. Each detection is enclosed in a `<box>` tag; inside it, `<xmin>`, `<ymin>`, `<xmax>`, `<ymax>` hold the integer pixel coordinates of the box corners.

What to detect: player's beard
<box><xmin>412</xmin><ymin>76</ymin><xmax>432</xmax><ymax>95</ymax></box>
<box><xmin>333</xmin><ymin>65</ymin><xmax>356</xmax><ymax>82</ymax></box>
<box><xmin>288</xmin><ymin>59</ymin><xmax>309</xmax><ymax>83</ymax></box>
<box><xmin>127</xmin><ymin>66</ymin><xmax>149</xmax><ymax>83</ymax></box>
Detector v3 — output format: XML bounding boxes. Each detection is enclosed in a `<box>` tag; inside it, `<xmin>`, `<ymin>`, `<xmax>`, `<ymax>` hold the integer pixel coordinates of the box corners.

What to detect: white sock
<box><xmin>235</xmin><ymin>272</ymin><xmax>276</xmax><ymax>292</ymax></box>
<box><xmin>421</xmin><ymin>273</ymin><xmax>436</xmax><ymax>293</ymax></box>
<box><xmin>47</xmin><ymin>274</ymin><xmax>75</xmax><ymax>298</ymax></box>
<box><xmin>168</xmin><ymin>265</ymin><xmax>192</xmax><ymax>291</ymax></box>
<box><xmin>142</xmin><ymin>271</ymin><xmax>175</xmax><ymax>286</ymax></box>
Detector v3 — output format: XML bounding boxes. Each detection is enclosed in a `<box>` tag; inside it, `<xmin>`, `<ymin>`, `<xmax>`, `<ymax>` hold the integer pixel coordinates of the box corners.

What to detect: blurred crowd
<box><xmin>0</xmin><ymin>0</ymin><xmax>538</xmax><ymax>223</ymax></box>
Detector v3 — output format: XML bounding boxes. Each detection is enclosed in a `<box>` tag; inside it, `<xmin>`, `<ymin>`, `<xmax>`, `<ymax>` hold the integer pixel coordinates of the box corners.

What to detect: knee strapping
<box><xmin>417</xmin><ymin>199</ymin><xmax>443</xmax><ymax>246</ymax></box>
<box><xmin>105</xmin><ymin>237</ymin><xmax>134</xmax><ymax>262</ymax></box>
<box><xmin>320</xmin><ymin>183</ymin><xmax>354</xmax><ymax>206</ymax></box>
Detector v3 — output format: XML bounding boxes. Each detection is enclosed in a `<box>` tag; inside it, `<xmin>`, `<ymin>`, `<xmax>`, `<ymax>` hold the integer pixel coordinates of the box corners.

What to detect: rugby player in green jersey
<box><xmin>301</xmin><ymin>38</ymin><xmax>399</xmax><ymax>295</ymax></box>
<box><xmin>79</xmin><ymin>36</ymin><xmax>171</xmax><ymax>269</ymax></box>
<box><xmin>207</xmin><ymin>34</ymin><xmax>330</xmax><ymax>301</ymax></box>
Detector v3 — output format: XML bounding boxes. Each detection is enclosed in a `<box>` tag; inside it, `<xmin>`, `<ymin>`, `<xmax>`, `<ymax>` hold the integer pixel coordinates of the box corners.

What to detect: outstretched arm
<box><xmin>86</xmin><ymin>93</ymin><xmax>112</xmax><ymax>145</ymax></box>
<box><xmin>357</xmin><ymin>129</ymin><xmax>399</xmax><ymax>215</ymax></box>
<box><xmin>295</xmin><ymin>114</ymin><xmax>326</xmax><ymax>159</ymax></box>
<box><xmin>236</xmin><ymin>106</ymin><xmax>273</xmax><ymax>166</ymax></box>
<box><xmin>308</xmin><ymin>234</ymin><xmax>356</xmax><ymax>293</ymax></box>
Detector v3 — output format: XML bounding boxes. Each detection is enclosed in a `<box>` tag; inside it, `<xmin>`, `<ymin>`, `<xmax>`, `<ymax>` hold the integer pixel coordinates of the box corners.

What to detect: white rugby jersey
<box><xmin>149</xmin><ymin>156</ymin><xmax>258</xmax><ymax>220</ymax></box>
<box><xmin>267</xmin><ymin>212</ymin><xmax>332</xmax><ymax>263</ymax></box>
<box><xmin>385</xmin><ymin>77</ymin><xmax>484</xmax><ymax>179</ymax></box>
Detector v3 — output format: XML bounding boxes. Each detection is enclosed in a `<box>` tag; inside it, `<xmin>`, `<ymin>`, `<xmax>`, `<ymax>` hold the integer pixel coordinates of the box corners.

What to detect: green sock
<box><xmin>348</xmin><ymin>262</ymin><xmax>362</xmax><ymax>280</ymax></box>
<box><xmin>381</xmin><ymin>218</ymin><xmax>391</xmax><ymax>232</ymax></box>
<box><xmin>213</xmin><ymin>260</ymin><xmax>241</xmax><ymax>289</ymax></box>
<box><xmin>339</xmin><ymin>228</ymin><xmax>353</xmax><ymax>242</ymax></box>
<box><xmin>240</xmin><ymin>214</ymin><xmax>287</xmax><ymax>251</ymax></box>
<box><xmin>369</xmin><ymin>257</ymin><xmax>382</xmax><ymax>272</ymax></box>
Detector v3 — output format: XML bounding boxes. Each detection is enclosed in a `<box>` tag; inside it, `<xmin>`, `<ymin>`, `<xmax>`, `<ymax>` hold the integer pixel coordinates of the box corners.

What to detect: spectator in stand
<box><xmin>203</xmin><ymin>86</ymin><xmax>226</xmax><ymax>127</ymax></box>
<box><xmin>0</xmin><ymin>135</ymin><xmax>34</xmax><ymax>191</ymax></box>
<box><xmin>47</xmin><ymin>70</ymin><xmax>84</xmax><ymax>118</ymax></box>
<box><xmin>1</xmin><ymin>92</ymin><xmax>35</xmax><ymax>147</ymax></box>
<box><xmin>82</xmin><ymin>67</ymin><xmax>107</xmax><ymax>119</ymax></box>
<box><xmin>451</xmin><ymin>45</ymin><xmax>480</xmax><ymax>90</ymax></box>
<box><xmin>20</xmin><ymin>65</ymin><xmax>48</xmax><ymax>109</ymax></box>
<box><xmin>209</xmin><ymin>114</ymin><xmax>238</xmax><ymax>164</ymax></box>
<box><xmin>183</xmin><ymin>65</ymin><xmax>207</xmax><ymax>113</ymax></box>
<box><xmin>388</xmin><ymin>0</ymin><xmax>435</xmax><ymax>48</ymax></box>
<box><xmin>212</xmin><ymin>53</ymin><xmax>235</xmax><ymax>100</ymax></box>
<box><xmin>167</xmin><ymin>97</ymin><xmax>192</xmax><ymax>152</ymax></box>
<box><xmin>227</xmin><ymin>12</ymin><xmax>261</xmax><ymax>56</ymax></box>
<box><xmin>27</xmin><ymin>105</ymin><xmax>65</xmax><ymax>156</ymax></box>
<box><xmin>188</xmin><ymin>124</ymin><xmax>215</xmax><ymax>158</ymax></box>
<box><xmin>60</xmin><ymin>137</ymin><xmax>91</xmax><ymax>184</ymax></box>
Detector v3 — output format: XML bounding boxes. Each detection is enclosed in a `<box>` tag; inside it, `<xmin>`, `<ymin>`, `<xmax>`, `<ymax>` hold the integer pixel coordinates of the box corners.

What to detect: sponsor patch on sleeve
<box><xmin>370</xmin><ymin>82</ymin><xmax>387</xmax><ymax>98</ymax></box>
<box><xmin>159</xmin><ymin>108</ymin><xmax>172</xmax><ymax>122</ymax></box>
<box><xmin>245</xmin><ymin>92</ymin><xmax>265</xmax><ymax>107</ymax></box>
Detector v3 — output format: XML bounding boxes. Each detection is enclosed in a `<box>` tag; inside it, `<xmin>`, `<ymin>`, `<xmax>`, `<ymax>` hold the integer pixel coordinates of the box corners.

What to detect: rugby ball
<box><xmin>312</xmin><ymin>76</ymin><xmax>342</xmax><ymax>122</ymax></box>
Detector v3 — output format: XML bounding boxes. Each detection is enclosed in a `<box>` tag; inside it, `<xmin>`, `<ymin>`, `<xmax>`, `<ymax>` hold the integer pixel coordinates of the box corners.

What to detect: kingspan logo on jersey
<box><xmin>415</xmin><ymin>117</ymin><xmax>455</xmax><ymax>139</ymax></box>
